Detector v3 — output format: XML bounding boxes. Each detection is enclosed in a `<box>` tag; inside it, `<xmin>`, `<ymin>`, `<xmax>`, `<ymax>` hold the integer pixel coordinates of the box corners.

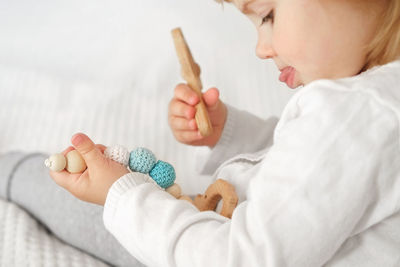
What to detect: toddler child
<box><xmin>1</xmin><ymin>0</ymin><xmax>400</xmax><ymax>266</ymax></box>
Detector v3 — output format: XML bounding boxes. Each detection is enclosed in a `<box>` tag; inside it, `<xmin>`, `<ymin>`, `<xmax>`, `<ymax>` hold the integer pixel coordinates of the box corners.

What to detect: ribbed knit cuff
<box><xmin>103</xmin><ymin>172</ymin><xmax>160</xmax><ymax>225</ymax></box>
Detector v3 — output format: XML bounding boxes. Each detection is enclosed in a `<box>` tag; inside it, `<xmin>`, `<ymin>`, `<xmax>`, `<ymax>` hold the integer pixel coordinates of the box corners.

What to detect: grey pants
<box><xmin>0</xmin><ymin>152</ymin><xmax>145</xmax><ymax>267</ymax></box>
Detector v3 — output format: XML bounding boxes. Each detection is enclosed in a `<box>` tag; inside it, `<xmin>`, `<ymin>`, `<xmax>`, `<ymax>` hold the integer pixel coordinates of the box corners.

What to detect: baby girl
<box><xmin>1</xmin><ymin>0</ymin><xmax>399</xmax><ymax>266</ymax></box>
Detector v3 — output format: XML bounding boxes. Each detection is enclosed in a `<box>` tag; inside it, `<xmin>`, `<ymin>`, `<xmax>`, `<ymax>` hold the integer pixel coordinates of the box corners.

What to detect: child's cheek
<box><xmin>273</xmin><ymin>20</ymin><xmax>305</xmax><ymax>68</ymax></box>
<box><xmin>274</xmin><ymin>1</ymin><xmax>315</xmax><ymax>68</ymax></box>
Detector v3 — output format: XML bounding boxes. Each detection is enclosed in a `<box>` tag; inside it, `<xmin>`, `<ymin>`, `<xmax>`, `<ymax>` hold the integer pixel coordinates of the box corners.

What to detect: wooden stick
<box><xmin>171</xmin><ymin>27</ymin><xmax>213</xmax><ymax>137</ymax></box>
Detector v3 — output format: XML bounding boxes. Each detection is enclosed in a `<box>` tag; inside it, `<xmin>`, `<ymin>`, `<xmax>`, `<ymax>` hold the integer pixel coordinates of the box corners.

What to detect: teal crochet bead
<box><xmin>149</xmin><ymin>161</ymin><xmax>176</xmax><ymax>189</ymax></box>
<box><xmin>129</xmin><ymin>148</ymin><xmax>157</xmax><ymax>174</ymax></box>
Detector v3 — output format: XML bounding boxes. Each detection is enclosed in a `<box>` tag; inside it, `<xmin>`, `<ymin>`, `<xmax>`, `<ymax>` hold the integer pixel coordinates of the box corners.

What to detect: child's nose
<box><xmin>255</xmin><ymin>35</ymin><xmax>276</xmax><ymax>59</ymax></box>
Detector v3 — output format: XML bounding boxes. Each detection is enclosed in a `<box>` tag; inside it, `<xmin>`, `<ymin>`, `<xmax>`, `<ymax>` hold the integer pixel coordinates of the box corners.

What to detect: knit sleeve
<box><xmin>196</xmin><ymin>104</ymin><xmax>279</xmax><ymax>175</ymax></box>
<box><xmin>103</xmin><ymin>80</ymin><xmax>400</xmax><ymax>267</ymax></box>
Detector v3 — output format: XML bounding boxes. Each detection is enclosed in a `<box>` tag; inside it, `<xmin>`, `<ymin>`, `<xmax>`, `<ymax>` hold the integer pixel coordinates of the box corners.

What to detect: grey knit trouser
<box><xmin>0</xmin><ymin>151</ymin><xmax>145</xmax><ymax>267</ymax></box>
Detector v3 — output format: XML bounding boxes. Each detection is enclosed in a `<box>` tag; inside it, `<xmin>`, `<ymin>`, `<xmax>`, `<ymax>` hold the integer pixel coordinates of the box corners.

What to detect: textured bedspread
<box><xmin>0</xmin><ymin>198</ymin><xmax>109</xmax><ymax>267</ymax></box>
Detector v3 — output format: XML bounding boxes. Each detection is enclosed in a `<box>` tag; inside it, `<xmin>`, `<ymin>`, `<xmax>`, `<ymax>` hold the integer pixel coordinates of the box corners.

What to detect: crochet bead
<box><xmin>149</xmin><ymin>160</ymin><xmax>176</xmax><ymax>189</ymax></box>
<box><xmin>129</xmin><ymin>147</ymin><xmax>157</xmax><ymax>174</ymax></box>
<box><xmin>104</xmin><ymin>145</ymin><xmax>130</xmax><ymax>166</ymax></box>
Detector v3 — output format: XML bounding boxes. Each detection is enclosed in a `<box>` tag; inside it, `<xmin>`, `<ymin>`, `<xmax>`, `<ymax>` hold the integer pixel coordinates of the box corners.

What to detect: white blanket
<box><xmin>0</xmin><ymin>0</ymin><xmax>293</xmax><ymax>265</ymax></box>
<box><xmin>0</xmin><ymin>198</ymin><xmax>109</xmax><ymax>267</ymax></box>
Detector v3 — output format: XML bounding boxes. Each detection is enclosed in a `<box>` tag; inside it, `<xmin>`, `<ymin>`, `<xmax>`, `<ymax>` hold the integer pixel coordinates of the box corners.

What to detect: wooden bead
<box><xmin>44</xmin><ymin>153</ymin><xmax>66</xmax><ymax>172</ymax></box>
<box><xmin>179</xmin><ymin>195</ymin><xmax>194</xmax><ymax>204</ymax></box>
<box><xmin>66</xmin><ymin>150</ymin><xmax>87</xmax><ymax>173</ymax></box>
<box><xmin>166</xmin><ymin>183</ymin><xmax>182</xmax><ymax>198</ymax></box>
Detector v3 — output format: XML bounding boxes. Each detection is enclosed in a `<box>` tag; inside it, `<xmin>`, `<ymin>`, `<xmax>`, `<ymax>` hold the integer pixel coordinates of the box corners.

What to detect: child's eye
<box><xmin>260</xmin><ymin>10</ymin><xmax>274</xmax><ymax>26</ymax></box>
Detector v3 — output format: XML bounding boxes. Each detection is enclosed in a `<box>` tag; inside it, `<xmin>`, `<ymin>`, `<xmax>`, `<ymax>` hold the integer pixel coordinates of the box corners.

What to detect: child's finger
<box><xmin>49</xmin><ymin>169</ymin><xmax>91</xmax><ymax>201</ymax></box>
<box><xmin>202</xmin><ymin>87</ymin><xmax>220</xmax><ymax>111</ymax></box>
<box><xmin>49</xmin><ymin>169</ymin><xmax>81</xmax><ymax>191</ymax></box>
<box><xmin>170</xmin><ymin>117</ymin><xmax>197</xmax><ymax>131</ymax></box>
<box><xmin>95</xmin><ymin>144</ymin><xmax>107</xmax><ymax>154</ymax></box>
<box><xmin>59</xmin><ymin>145</ymin><xmax>105</xmax><ymax>167</ymax></box>
<box><xmin>174</xmin><ymin>83</ymin><xmax>199</xmax><ymax>105</ymax></box>
<box><xmin>62</xmin><ymin>146</ymin><xmax>75</xmax><ymax>155</ymax></box>
<box><xmin>169</xmin><ymin>99</ymin><xmax>196</xmax><ymax>119</ymax></box>
<box><xmin>71</xmin><ymin>133</ymin><xmax>103</xmax><ymax>165</ymax></box>
<box><xmin>176</xmin><ymin>130</ymin><xmax>203</xmax><ymax>142</ymax></box>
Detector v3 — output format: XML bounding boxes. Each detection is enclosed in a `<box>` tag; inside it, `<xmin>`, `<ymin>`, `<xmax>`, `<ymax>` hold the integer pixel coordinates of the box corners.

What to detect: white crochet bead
<box><xmin>104</xmin><ymin>145</ymin><xmax>130</xmax><ymax>166</ymax></box>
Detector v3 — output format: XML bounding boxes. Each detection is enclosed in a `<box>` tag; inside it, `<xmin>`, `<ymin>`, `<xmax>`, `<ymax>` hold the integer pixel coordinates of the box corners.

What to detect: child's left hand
<box><xmin>49</xmin><ymin>133</ymin><xmax>130</xmax><ymax>206</ymax></box>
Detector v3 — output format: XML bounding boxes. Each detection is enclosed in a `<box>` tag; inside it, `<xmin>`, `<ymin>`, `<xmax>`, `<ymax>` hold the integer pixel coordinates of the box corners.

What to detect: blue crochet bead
<box><xmin>149</xmin><ymin>161</ymin><xmax>176</xmax><ymax>189</ymax></box>
<box><xmin>129</xmin><ymin>148</ymin><xmax>157</xmax><ymax>174</ymax></box>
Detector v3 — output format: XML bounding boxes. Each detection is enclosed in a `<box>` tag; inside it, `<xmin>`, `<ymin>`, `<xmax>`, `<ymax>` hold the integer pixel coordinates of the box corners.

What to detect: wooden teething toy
<box><xmin>46</xmin><ymin>145</ymin><xmax>238</xmax><ymax>218</ymax></box>
<box><xmin>44</xmin><ymin>150</ymin><xmax>87</xmax><ymax>173</ymax></box>
<box><xmin>171</xmin><ymin>27</ymin><xmax>213</xmax><ymax>137</ymax></box>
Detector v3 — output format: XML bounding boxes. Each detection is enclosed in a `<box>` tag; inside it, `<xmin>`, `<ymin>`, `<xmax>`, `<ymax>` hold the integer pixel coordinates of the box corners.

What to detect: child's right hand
<box><xmin>168</xmin><ymin>83</ymin><xmax>227</xmax><ymax>148</ymax></box>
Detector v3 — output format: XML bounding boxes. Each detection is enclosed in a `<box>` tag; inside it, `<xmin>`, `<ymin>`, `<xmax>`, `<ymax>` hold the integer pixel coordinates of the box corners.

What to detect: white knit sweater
<box><xmin>103</xmin><ymin>59</ymin><xmax>400</xmax><ymax>267</ymax></box>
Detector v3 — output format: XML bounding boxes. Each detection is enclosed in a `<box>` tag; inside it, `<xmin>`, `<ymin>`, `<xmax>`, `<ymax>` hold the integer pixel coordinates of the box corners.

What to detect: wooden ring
<box><xmin>193</xmin><ymin>179</ymin><xmax>238</xmax><ymax>219</ymax></box>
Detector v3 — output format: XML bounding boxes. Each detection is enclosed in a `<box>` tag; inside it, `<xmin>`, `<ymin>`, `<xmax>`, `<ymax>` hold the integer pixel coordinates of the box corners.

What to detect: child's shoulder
<box><xmin>294</xmin><ymin>59</ymin><xmax>400</xmax><ymax>119</ymax></box>
<box><xmin>273</xmin><ymin>59</ymin><xmax>400</xmax><ymax>145</ymax></box>
<box><xmin>275</xmin><ymin>60</ymin><xmax>400</xmax><ymax>141</ymax></box>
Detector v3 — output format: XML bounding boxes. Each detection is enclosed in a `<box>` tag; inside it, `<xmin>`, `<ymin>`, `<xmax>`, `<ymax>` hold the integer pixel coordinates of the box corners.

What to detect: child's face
<box><xmin>233</xmin><ymin>0</ymin><xmax>381</xmax><ymax>88</ymax></box>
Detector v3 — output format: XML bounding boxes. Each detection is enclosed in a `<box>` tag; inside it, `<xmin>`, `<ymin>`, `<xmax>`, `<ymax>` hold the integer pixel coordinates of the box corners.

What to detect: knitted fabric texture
<box><xmin>0</xmin><ymin>199</ymin><xmax>109</xmax><ymax>267</ymax></box>
<box><xmin>104</xmin><ymin>145</ymin><xmax>130</xmax><ymax>166</ymax></box>
<box><xmin>129</xmin><ymin>148</ymin><xmax>157</xmax><ymax>174</ymax></box>
<box><xmin>149</xmin><ymin>161</ymin><xmax>176</xmax><ymax>189</ymax></box>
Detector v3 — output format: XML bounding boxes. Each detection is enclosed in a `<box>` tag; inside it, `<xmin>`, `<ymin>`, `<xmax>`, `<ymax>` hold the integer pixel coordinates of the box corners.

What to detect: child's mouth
<box><xmin>279</xmin><ymin>66</ymin><xmax>297</xmax><ymax>89</ymax></box>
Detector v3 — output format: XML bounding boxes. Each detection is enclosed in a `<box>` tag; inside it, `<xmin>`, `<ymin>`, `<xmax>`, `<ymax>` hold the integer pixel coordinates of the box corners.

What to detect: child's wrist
<box><xmin>208</xmin><ymin>103</ymin><xmax>227</xmax><ymax>148</ymax></box>
<box><xmin>99</xmin><ymin>169</ymin><xmax>130</xmax><ymax>206</ymax></box>
<box><xmin>207</xmin><ymin>126</ymin><xmax>224</xmax><ymax>148</ymax></box>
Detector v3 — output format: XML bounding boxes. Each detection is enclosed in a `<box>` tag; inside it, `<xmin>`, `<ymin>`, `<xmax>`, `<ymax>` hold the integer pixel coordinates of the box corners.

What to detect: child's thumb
<box><xmin>71</xmin><ymin>133</ymin><xmax>102</xmax><ymax>165</ymax></box>
<box><xmin>203</xmin><ymin>87</ymin><xmax>220</xmax><ymax>111</ymax></box>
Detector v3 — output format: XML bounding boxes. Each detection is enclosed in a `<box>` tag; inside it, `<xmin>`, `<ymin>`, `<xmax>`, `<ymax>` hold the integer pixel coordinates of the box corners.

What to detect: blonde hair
<box><xmin>214</xmin><ymin>0</ymin><xmax>400</xmax><ymax>71</ymax></box>
<box><xmin>363</xmin><ymin>0</ymin><xmax>400</xmax><ymax>71</ymax></box>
